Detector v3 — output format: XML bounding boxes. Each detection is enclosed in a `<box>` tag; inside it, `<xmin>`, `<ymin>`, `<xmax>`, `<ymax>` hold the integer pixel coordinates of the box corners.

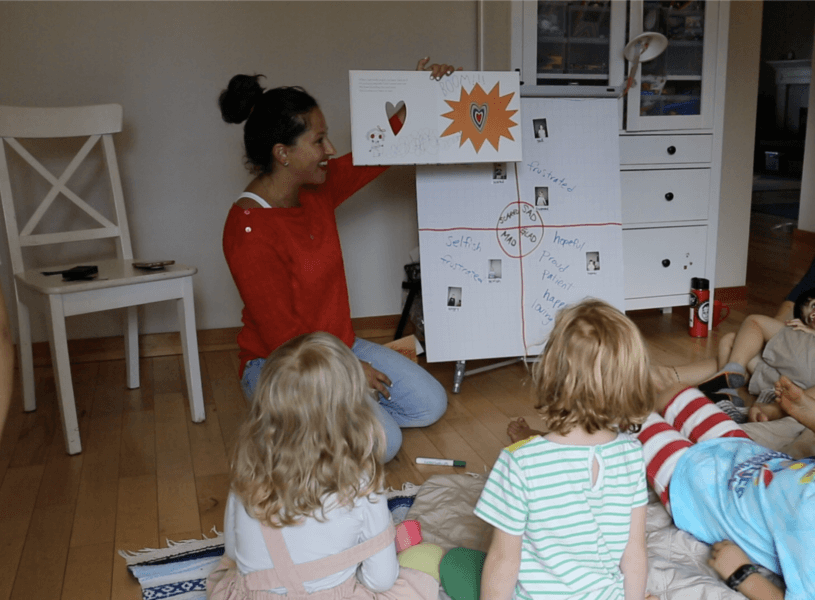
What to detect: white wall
<box><xmin>0</xmin><ymin>1</ymin><xmax>476</xmax><ymax>342</ymax></box>
<box><xmin>798</xmin><ymin>33</ymin><xmax>815</xmax><ymax>233</ymax></box>
<box><xmin>716</xmin><ymin>1</ymin><xmax>762</xmax><ymax>288</ymax></box>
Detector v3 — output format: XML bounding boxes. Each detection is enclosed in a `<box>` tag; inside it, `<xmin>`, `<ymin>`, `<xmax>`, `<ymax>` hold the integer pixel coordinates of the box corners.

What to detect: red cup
<box><xmin>712</xmin><ymin>299</ymin><xmax>730</xmax><ymax>328</ymax></box>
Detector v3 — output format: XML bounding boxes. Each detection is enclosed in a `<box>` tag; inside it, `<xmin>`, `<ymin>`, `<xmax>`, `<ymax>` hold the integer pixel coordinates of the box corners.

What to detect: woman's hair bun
<box><xmin>219</xmin><ymin>74</ymin><xmax>265</xmax><ymax>124</ymax></box>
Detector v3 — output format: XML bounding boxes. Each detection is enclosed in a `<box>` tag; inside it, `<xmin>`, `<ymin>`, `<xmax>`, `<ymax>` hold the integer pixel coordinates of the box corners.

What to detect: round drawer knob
<box><xmin>662</xmin><ymin>259</ymin><xmax>671</xmax><ymax>268</ymax></box>
<box><xmin>665</xmin><ymin>192</ymin><xmax>674</xmax><ymax>201</ymax></box>
<box><xmin>667</xmin><ymin>146</ymin><xmax>677</xmax><ymax>155</ymax></box>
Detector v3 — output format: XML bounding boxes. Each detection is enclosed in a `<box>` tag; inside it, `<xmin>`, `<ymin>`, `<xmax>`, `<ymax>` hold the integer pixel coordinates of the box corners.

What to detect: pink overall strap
<box><xmin>259</xmin><ymin>526</ymin><xmax>308</xmax><ymax>595</ymax></box>
<box><xmin>245</xmin><ymin>522</ymin><xmax>396</xmax><ymax>593</ymax></box>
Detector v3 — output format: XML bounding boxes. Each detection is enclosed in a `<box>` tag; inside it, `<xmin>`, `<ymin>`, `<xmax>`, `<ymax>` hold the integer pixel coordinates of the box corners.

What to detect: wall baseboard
<box><xmin>28</xmin><ymin>314</ymin><xmax>412</xmax><ymax>368</ymax></box>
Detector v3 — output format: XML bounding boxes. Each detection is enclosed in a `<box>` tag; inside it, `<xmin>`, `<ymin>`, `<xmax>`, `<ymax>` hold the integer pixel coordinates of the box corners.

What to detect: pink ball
<box><xmin>395</xmin><ymin>519</ymin><xmax>423</xmax><ymax>553</ymax></box>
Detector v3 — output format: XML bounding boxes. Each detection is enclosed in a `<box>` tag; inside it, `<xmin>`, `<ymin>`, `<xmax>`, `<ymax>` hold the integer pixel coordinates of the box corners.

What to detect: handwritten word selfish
<box><xmin>446</xmin><ymin>235</ymin><xmax>482</xmax><ymax>252</ymax></box>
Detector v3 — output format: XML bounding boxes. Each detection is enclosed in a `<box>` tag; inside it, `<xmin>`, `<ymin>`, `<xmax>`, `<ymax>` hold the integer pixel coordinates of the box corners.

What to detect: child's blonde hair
<box><xmin>532</xmin><ymin>298</ymin><xmax>654</xmax><ymax>435</ymax></box>
<box><xmin>231</xmin><ymin>332</ymin><xmax>386</xmax><ymax>527</ymax></box>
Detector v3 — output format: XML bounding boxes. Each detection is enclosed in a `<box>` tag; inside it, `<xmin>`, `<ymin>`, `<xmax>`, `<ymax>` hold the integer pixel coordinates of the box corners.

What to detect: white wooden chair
<box><xmin>0</xmin><ymin>104</ymin><xmax>205</xmax><ymax>454</ymax></box>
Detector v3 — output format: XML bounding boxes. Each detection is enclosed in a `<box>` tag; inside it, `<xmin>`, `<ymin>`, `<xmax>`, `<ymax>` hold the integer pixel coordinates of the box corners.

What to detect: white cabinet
<box><xmin>512</xmin><ymin>0</ymin><xmax>729</xmax><ymax>312</ymax></box>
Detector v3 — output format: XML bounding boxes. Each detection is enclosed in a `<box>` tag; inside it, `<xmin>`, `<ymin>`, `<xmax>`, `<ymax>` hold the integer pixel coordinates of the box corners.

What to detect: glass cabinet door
<box><xmin>626</xmin><ymin>0</ymin><xmax>719</xmax><ymax>130</ymax></box>
<box><xmin>517</xmin><ymin>0</ymin><xmax>625</xmax><ymax>95</ymax></box>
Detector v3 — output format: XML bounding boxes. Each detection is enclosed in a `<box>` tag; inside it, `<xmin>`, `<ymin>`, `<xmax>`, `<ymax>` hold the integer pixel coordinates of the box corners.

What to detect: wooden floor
<box><xmin>0</xmin><ymin>211</ymin><xmax>811</xmax><ymax>600</ymax></box>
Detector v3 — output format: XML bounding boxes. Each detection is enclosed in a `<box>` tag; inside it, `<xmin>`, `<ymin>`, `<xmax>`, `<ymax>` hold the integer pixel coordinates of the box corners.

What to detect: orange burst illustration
<box><xmin>440</xmin><ymin>82</ymin><xmax>517</xmax><ymax>152</ymax></box>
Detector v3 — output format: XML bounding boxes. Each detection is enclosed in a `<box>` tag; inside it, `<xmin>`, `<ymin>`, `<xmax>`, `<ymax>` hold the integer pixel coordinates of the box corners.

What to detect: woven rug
<box><xmin>120</xmin><ymin>484</ymin><xmax>420</xmax><ymax>600</ymax></box>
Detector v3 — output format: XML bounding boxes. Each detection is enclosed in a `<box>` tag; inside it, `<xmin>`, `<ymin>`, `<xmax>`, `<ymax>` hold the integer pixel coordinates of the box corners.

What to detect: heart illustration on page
<box><xmin>470</xmin><ymin>103</ymin><xmax>488</xmax><ymax>132</ymax></box>
<box><xmin>385</xmin><ymin>101</ymin><xmax>406</xmax><ymax>135</ymax></box>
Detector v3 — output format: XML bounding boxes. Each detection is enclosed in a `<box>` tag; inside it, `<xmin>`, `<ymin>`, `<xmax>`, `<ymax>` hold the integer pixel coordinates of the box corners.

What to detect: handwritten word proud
<box><xmin>526</xmin><ymin>161</ymin><xmax>576</xmax><ymax>192</ymax></box>
<box><xmin>538</xmin><ymin>250</ymin><xmax>569</xmax><ymax>273</ymax></box>
<box><xmin>440</xmin><ymin>255</ymin><xmax>484</xmax><ymax>283</ymax></box>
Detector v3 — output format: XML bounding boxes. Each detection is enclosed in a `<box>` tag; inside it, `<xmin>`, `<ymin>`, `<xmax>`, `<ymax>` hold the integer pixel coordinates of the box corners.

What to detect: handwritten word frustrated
<box><xmin>440</xmin><ymin>255</ymin><xmax>484</xmax><ymax>283</ymax></box>
<box><xmin>538</xmin><ymin>250</ymin><xmax>569</xmax><ymax>273</ymax></box>
<box><xmin>552</xmin><ymin>230</ymin><xmax>586</xmax><ymax>251</ymax></box>
<box><xmin>526</xmin><ymin>161</ymin><xmax>576</xmax><ymax>192</ymax></box>
<box><xmin>446</xmin><ymin>235</ymin><xmax>482</xmax><ymax>252</ymax></box>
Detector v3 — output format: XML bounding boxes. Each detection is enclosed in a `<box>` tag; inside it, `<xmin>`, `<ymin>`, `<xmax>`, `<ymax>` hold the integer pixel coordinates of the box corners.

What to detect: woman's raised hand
<box><xmin>416</xmin><ymin>57</ymin><xmax>462</xmax><ymax>80</ymax></box>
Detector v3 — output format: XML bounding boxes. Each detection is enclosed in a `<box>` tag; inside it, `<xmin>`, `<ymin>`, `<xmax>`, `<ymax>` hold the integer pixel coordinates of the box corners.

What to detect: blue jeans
<box><xmin>241</xmin><ymin>337</ymin><xmax>447</xmax><ymax>462</ymax></box>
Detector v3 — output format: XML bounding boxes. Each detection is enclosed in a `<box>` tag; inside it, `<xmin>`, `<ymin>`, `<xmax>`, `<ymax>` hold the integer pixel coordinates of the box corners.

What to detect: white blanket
<box><xmin>406</xmin><ymin>418</ymin><xmax>815</xmax><ymax>599</ymax></box>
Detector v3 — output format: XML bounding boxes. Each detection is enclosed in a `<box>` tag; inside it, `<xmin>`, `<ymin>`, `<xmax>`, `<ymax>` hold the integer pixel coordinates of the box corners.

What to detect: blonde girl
<box><xmin>207</xmin><ymin>332</ymin><xmax>437</xmax><ymax>600</ymax></box>
<box><xmin>475</xmin><ymin>299</ymin><xmax>656</xmax><ymax>600</ymax></box>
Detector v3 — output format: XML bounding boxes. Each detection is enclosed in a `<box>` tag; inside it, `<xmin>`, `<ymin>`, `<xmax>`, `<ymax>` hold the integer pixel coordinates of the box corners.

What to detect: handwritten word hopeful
<box><xmin>526</xmin><ymin>162</ymin><xmax>576</xmax><ymax>192</ymax></box>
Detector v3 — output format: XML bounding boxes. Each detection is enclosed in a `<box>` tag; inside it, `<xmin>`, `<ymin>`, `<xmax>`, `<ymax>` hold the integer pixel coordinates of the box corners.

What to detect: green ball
<box><xmin>398</xmin><ymin>543</ymin><xmax>445</xmax><ymax>581</ymax></box>
<box><xmin>439</xmin><ymin>547</ymin><xmax>488</xmax><ymax>600</ymax></box>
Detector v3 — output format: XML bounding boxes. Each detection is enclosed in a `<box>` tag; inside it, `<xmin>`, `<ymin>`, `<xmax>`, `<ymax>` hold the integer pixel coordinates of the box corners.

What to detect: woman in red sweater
<box><xmin>219</xmin><ymin>59</ymin><xmax>456</xmax><ymax>462</ymax></box>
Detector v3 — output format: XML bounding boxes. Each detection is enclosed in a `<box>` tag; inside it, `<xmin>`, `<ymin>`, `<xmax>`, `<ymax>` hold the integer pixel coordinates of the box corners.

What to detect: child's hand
<box><xmin>786</xmin><ymin>318</ymin><xmax>815</xmax><ymax>334</ymax></box>
<box><xmin>361</xmin><ymin>361</ymin><xmax>392</xmax><ymax>400</ymax></box>
<box><xmin>708</xmin><ymin>540</ymin><xmax>752</xmax><ymax>581</ymax></box>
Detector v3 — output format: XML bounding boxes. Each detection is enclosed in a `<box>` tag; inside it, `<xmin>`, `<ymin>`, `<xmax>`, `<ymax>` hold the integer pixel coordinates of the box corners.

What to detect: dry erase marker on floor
<box><xmin>416</xmin><ymin>457</ymin><xmax>466</xmax><ymax>467</ymax></box>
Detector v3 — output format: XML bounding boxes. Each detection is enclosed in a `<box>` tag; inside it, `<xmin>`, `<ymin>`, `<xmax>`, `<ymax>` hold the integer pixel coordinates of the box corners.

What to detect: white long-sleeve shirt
<box><xmin>223</xmin><ymin>490</ymin><xmax>399</xmax><ymax>593</ymax></box>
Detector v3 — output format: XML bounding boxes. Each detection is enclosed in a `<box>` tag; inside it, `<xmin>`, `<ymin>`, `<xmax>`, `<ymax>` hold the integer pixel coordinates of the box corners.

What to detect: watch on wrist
<box><xmin>725</xmin><ymin>563</ymin><xmax>759</xmax><ymax>590</ymax></box>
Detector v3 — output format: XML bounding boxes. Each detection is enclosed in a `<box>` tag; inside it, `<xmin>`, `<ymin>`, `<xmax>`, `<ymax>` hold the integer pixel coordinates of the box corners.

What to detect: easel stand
<box><xmin>452</xmin><ymin>357</ymin><xmax>533</xmax><ymax>393</ymax></box>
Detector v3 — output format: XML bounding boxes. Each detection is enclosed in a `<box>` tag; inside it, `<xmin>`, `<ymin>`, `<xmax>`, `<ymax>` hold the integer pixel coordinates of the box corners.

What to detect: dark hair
<box><xmin>218</xmin><ymin>74</ymin><xmax>318</xmax><ymax>175</ymax></box>
<box><xmin>793</xmin><ymin>287</ymin><xmax>815</xmax><ymax>321</ymax></box>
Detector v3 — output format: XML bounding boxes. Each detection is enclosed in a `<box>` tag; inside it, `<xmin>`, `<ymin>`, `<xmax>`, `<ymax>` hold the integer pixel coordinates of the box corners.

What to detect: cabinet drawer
<box><xmin>619</xmin><ymin>134</ymin><xmax>713</xmax><ymax>165</ymax></box>
<box><xmin>621</xmin><ymin>169</ymin><xmax>710</xmax><ymax>224</ymax></box>
<box><xmin>623</xmin><ymin>226</ymin><xmax>707</xmax><ymax>299</ymax></box>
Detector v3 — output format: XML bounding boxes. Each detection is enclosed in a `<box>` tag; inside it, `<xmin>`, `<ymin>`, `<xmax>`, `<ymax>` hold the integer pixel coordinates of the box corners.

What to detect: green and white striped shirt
<box><xmin>474</xmin><ymin>433</ymin><xmax>647</xmax><ymax>600</ymax></box>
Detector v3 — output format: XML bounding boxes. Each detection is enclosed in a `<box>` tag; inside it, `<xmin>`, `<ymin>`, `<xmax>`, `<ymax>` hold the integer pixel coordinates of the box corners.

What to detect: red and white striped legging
<box><xmin>637</xmin><ymin>387</ymin><xmax>750</xmax><ymax>514</ymax></box>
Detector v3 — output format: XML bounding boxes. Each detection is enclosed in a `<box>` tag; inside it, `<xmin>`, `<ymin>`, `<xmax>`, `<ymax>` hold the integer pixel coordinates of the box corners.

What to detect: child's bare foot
<box><xmin>748</xmin><ymin>401</ymin><xmax>786</xmax><ymax>423</ymax></box>
<box><xmin>507</xmin><ymin>417</ymin><xmax>545</xmax><ymax>443</ymax></box>
<box><xmin>776</xmin><ymin>376</ymin><xmax>815</xmax><ymax>431</ymax></box>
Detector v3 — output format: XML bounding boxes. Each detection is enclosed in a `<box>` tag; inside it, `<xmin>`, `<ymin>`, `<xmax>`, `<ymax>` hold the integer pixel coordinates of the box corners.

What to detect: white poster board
<box><xmin>416</xmin><ymin>98</ymin><xmax>624</xmax><ymax>363</ymax></box>
<box><xmin>349</xmin><ymin>71</ymin><xmax>522</xmax><ymax>165</ymax></box>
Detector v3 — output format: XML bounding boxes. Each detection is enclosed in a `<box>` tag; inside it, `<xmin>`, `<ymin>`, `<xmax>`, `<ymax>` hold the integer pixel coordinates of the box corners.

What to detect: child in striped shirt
<box><xmin>475</xmin><ymin>299</ymin><xmax>657</xmax><ymax>600</ymax></box>
<box><xmin>637</xmin><ymin>378</ymin><xmax>815</xmax><ymax>600</ymax></box>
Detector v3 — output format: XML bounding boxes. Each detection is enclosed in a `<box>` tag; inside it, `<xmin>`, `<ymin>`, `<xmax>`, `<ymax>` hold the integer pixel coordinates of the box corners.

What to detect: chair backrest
<box><xmin>0</xmin><ymin>104</ymin><xmax>133</xmax><ymax>276</ymax></box>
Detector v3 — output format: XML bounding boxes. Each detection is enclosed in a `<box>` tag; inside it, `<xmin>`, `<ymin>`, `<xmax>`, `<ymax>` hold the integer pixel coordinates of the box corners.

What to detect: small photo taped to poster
<box><xmin>533</xmin><ymin>118</ymin><xmax>548</xmax><ymax>141</ymax></box>
<box><xmin>586</xmin><ymin>251</ymin><xmax>600</xmax><ymax>273</ymax></box>
<box><xmin>492</xmin><ymin>162</ymin><xmax>507</xmax><ymax>183</ymax></box>
<box><xmin>535</xmin><ymin>186</ymin><xmax>549</xmax><ymax>208</ymax></box>
<box><xmin>488</xmin><ymin>259</ymin><xmax>502</xmax><ymax>281</ymax></box>
<box><xmin>447</xmin><ymin>286</ymin><xmax>462</xmax><ymax>308</ymax></box>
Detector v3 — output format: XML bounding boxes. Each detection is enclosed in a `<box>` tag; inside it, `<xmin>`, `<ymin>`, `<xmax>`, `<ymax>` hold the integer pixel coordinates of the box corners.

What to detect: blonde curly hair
<box><xmin>230</xmin><ymin>332</ymin><xmax>386</xmax><ymax>527</ymax></box>
<box><xmin>532</xmin><ymin>298</ymin><xmax>654</xmax><ymax>435</ymax></box>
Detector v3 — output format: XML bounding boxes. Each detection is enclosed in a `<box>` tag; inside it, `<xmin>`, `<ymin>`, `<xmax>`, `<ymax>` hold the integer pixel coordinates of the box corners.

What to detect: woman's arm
<box><xmin>480</xmin><ymin>527</ymin><xmax>522</xmax><ymax>600</ymax></box>
<box><xmin>708</xmin><ymin>541</ymin><xmax>784</xmax><ymax>600</ymax></box>
<box><xmin>0</xmin><ymin>284</ymin><xmax>14</xmax><ymax>439</ymax></box>
<box><xmin>620</xmin><ymin>504</ymin><xmax>649</xmax><ymax>600</ymax></box>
